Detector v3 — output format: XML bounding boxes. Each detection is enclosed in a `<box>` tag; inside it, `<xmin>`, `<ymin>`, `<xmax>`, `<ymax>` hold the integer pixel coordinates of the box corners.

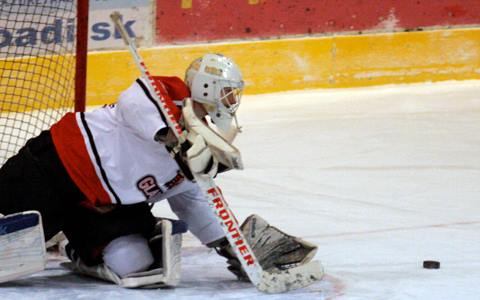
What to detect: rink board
<box><xmin>84</xmin><ymin>27</ymin><xmax>480</xmax><ymax>105</ymax></box>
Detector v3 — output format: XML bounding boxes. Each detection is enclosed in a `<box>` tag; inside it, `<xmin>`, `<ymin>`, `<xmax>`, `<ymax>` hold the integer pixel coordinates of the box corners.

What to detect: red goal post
<box><xmin>0</xmin><ymin>0</ymin><xmax>89</xmax><ymax>165</ymax></box>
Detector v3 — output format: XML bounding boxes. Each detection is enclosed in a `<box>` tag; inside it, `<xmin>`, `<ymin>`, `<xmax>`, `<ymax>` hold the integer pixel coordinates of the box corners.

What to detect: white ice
<box><xmin>1</xmin><ymin>80</ymin><xmax>480</xmax><ymax>299</ymax></box>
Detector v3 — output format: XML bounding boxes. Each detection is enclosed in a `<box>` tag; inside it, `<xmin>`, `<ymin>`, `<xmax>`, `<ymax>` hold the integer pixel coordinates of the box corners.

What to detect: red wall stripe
<box><xmin>156</xmin><ymin>0</ymin><xmax>480</xmax><ymax>44</ymax></box>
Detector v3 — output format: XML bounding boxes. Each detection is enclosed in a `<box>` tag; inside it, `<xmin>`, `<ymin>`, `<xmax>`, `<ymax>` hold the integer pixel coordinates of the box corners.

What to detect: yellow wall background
<box><xmin>87</xmin><ymin>28</ymin><xmax>480</xmax><ymax>105</ymax></box>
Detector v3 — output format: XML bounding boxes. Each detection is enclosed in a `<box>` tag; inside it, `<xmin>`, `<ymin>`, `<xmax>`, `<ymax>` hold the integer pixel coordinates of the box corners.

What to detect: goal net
<box><xmin>0</xmin><ymin>0</ymin><xmax>88</xmax><ymax>165</ymax></box>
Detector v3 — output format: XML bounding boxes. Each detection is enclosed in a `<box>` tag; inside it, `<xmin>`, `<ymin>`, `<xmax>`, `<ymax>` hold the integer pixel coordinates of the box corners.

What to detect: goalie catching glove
<box><xmin>167</xmin><ymin>128</ymin><xmax>232</xmax><ymax>181</ymax></box>
<box><xmin>207</xmin><ymin>214</ymin><xmax>318</xmax><ymax>281</ymax></box>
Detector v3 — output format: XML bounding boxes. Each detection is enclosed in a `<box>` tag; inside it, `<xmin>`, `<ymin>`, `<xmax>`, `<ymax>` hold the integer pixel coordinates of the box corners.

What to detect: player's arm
<box><xmin>167</xmin><ymin>183</ymin><xmax>225</xmax><ymax>245</ymax></box>
<box><xmin>116</xmin><ymin>78</ymin><xmax>171</xmax><ymax>143</ymax></box>
<box><xmin>115</xmin><ymin>80</ymin><xmax>203</xmax><ymax>180</ymax></box>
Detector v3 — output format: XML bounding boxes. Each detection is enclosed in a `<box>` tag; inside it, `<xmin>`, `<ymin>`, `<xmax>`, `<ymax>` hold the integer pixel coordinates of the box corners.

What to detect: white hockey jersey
<box><xmin>50</xmin><ymin>77</ymin><xmax>224</xmax><ymax>244</ymax></box>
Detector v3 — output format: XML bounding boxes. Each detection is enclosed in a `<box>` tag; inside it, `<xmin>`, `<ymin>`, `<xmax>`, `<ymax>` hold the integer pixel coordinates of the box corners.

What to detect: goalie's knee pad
<box><xmin>103</xmin><ymin>234</ymin><xmax>154</xmax><ymax>277</ymax></box>
<box><xmin>0</xmin><ymin>211</ymin><xmax>46</xmax><ymax>283</ymax></box>
<box><xmin>62</xmin><ymin>219</ymin><xmax>188</xmax><ymax>288</ymax></box>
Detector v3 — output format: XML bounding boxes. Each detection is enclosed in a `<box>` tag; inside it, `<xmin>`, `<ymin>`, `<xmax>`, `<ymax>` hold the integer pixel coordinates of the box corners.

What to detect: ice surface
<box><xmin>1</xmin><ymin>80</ymin><xmax>480</xmax><ymax>299</ymax></box>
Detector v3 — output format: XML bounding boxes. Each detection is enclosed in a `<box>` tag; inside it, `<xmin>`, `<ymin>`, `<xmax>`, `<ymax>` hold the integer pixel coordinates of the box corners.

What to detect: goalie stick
<box><xmin>110</xmin><ymin>12</ymin><xmax>323</xmax><ymax>293</ymax></box>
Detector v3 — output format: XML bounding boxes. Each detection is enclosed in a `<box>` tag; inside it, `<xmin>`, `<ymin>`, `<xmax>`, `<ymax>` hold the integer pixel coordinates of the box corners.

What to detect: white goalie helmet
<box><xmin>185</xmin><ymin>53</ymin><xmax>244</xmax><ymax>133</ymax></box>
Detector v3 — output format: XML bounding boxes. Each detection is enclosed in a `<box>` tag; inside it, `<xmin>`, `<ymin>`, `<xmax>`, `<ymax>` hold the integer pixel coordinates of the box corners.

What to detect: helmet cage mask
<box><xmin>185</xmin><ymin>54</ymin><xmax>244</xmax><ymax>134</ymax></box>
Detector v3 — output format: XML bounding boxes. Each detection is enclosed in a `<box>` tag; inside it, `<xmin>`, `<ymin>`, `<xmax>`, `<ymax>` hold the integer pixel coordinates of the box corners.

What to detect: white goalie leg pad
<box><xmin>103</xmin><ymin>234</ymin><xmax>154</xmax><ymax>277</ymax></box>
<box><xmin>0</xmin><ymin>211</ymin><xmax>46</xmax><ymax>283</ymax></box>
<box><xmin>62</xmin><ymin>219</ymin><xmax>184</xmax><ymax>288</ymax></box>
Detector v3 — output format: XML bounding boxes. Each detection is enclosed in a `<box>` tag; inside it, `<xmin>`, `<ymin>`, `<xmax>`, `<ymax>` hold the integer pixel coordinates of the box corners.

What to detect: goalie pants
<box><xmin>0</xmin><ymin>130</ymin><xmax>156</xmax><ymax>265</ymax></box>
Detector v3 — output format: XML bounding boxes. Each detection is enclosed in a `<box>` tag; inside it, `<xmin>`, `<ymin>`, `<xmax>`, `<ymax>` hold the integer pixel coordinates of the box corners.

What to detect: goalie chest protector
<box><xmin>51</xmin><ymin>77</ymin><xmax>193</xmax><ymax>206</ymax></box>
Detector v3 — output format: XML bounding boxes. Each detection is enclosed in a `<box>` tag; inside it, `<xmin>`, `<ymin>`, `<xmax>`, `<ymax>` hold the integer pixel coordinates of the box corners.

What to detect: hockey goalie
<box><xmin>0</xmin><ymin>53</ymin><xmax>322</xmax><ymax>291</ymax></box>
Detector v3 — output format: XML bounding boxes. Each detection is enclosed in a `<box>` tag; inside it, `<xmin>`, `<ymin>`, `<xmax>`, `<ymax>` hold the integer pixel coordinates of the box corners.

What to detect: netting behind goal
<box><xmin>0</xmin><ymin>0</ymin><xmax>88</xmax><ymax>165</ymax></box>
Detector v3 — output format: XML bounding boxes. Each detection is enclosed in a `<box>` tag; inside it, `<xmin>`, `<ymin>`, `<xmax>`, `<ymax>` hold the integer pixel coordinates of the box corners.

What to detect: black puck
<box><xmin>423</xmin><ymin>260</ymin><xmax>440</xmax><ymax>269</ymax></box>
